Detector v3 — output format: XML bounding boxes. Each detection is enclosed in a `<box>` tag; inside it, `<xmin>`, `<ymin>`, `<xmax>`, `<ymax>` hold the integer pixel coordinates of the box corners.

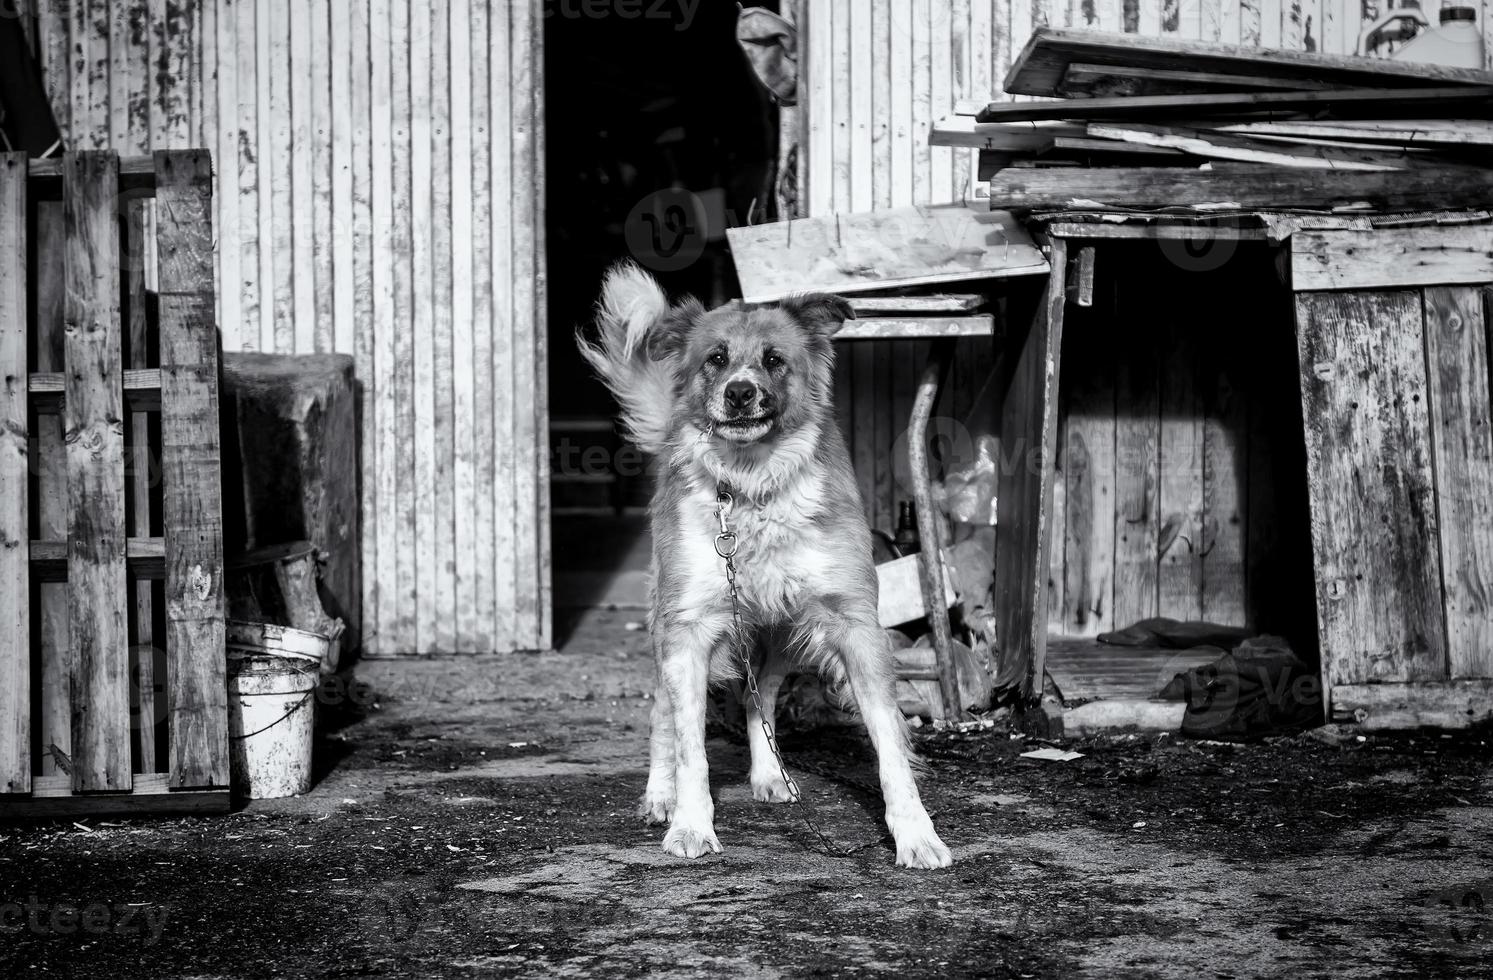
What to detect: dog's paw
<box><xmin>889</xmin><ymin>815</ymin><xmax>954</xmax><ymax>869</ymax></box>
<box><xmin>750</xmin><ymin>771</ymin><xmax>800</xmax><ymax>804</ymax></box>
<box><xmin>637</xmin><ymin>791</ymin><xmax>675</xmax><ymax>825</ymax></box>
<box><xmin>661</xmin><ymin>824</ymin><xmax>723</xmax><ymax>859</ymax></box>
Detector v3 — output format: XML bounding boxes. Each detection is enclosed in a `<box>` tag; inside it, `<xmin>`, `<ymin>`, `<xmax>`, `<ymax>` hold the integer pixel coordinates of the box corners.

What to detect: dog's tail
<box><xmin>576</xmin><ymin>262</ymin><xmax>677</xmax><ymax>456</ymax></box>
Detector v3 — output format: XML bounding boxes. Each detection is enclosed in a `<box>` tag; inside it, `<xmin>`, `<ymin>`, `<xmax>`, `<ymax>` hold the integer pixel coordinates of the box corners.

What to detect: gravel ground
<box><xmin>2</xmin><ymin>607</ymin><xmax>1490</xmax><ymax>979</ymax></box>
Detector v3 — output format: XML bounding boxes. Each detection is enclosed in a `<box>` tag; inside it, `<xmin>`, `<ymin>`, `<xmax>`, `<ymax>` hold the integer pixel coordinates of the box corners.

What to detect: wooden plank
<box><xmin>1295</xmin><ymin>290</ymin><xmax>1446</xmax><ymax>687</ymax></box>
<box><xmin>1214</xmin><ymin>118</ymin><xmax>1493</xmax><ymax>147</ymax></box>
<box><xmin>153</xmin><ymin>151</ymin><xmax>228</xmax><ymax>789</ymax></box>
<box><xmin>1061</xmin><ymin>304</ymin><xmax>1117</xmax><ymax>638</ymax></box>
<box><xmin>351</xmin><ymin>0</ymin><xmax>378</xmax><ymax>652</ymax></box>
<box><xmin>1424</xmin><ymin>287</ymin><xmax>1493</xmax><ymax>680</ymax></box>
<box><xmin>987</xmin><ymin>167</ymin><xmax>1493</xmax><ymax>211</ymax></box>
<box><xmin>1291</xmin><ymin>228</ymin><xmax>1493</xmax><ymax>292</ymax></box>
<box><xmin>466</xmin><ymin>0</ymin><xmax>495</xmax><ymax>649</ymax></box>
<box><xmin>1061</xmin><ymin>60</ymin><xmax>1337</xmax><ymax>96</ymax></box>
<box><xmin>930</xmin><ymin>116</ymin><xmax>1081</xmax><ymax>150</ymax></box>
<box><xmin>1085</xmin><ymin>122</ymin><xmax>1414</xmax><ymax>171</ymax></box>
<box><xmin>490</xmin><ymin>0</ymin><xmax>516</xmax><ymax>652</ymax></box>
<box><xmin>1200</xmin><ymin>298</ymin><xmax>1248</xmax><ymax>627</ymax></box>
<box><xmin>727</xmin><ymin>206</ymin><xmax>1048</xmax><ymax>303</ymax></box>
<box><xmin>1112</xmin><ymin>252</ymin><xmax>1160</xmax><ymax>630</ymax></box>
<box><xmin>450</xmin><ymin>0</ymin><xmax>477</xmax><ymax>651</ymax></box>
<box><xmin>267</xmin><ymin>0</ymin><xmax>295</xmax><ymax>353</ymax></box>
<box><xmin>30</xmin><ymin>538</ymin><xmax>167</xmax><ymax>581</ymax></box>
<box><xmin>240</xmin><ymin>0</ymin><xmax>265</xmax><ymax>351</ymax></box>
<box><xmin>310</xmin><ymin>0</ymin><xmax>335</xmax><ymax>354</ymax></box>
<box><xmin>1003</xmin><ymin>26</ymin><xmax>1493</xmax><ymax>98</ymax></box>
<box><xmin>847</xmin><ymin>294</ymin><xmax>988</xmax><ymax>314</ymax></box>
<box><xmin>994</xmin><ymin>242</ymin><xmax>1067</xmax><ymax>700</ymax></box>
<box><xmin>1048</xmin><ymin>221</ymin><xmax>1270</xmax><ymax>241</ymax></box>
<box><xmin>0</xmin><ymin>155</ymin><xmax>29</xmax><ymax>794</ymax></box>
<box><xmin>433</xmin><ymin>0</ymin><xmax>459</xmax><ymax>651</ymax></box>
<box><xmin>63</xmin><ymin>152</ymin><xmax>132</xmax><ymax>794</ymax></box>
<box><xmin>33</xmin><ymin>203</ymin><xmax>70</xmax><ymax>780</ymax></box>
<box><xmin>1157</xmin><ymin>291</ymin><xmax>1203</xmax><ymax>623</ymax></box>
<box><xmin>124</xmin><ymin>197</ymin><xmax>156</xmax><ymax>775</ymax></box>
<box><xmin>391</xmin><ymin>0</ymin><xmax>418</xmax><ymax>650</ymax></box>
<box><xmin>28</xmin><ymin>369</ymin><xmax>161</xmax><ymax>410</ymax></box>
<box><xmin>531</xmin><ymin>2</ymin><xmax>551</xmax><ymax>652</ymax></box>
<box><xmin>835</xmin><ymin>315</ymin><xmax>996</xmax><ymax>340</ymax></box>
<box><xmin>976</xmin><ymin>85</ymin><xmax>1493</xmax><ymax>122</ymax></box>
<box><xmin>0</xmin><ymin>789</ymin><xmax>231</xmax><ymax>820</ymax></box>
<box><xmin>213</xmin><ymin>0</ymin><xmax>242</xmax><ymax>352</ymax></box>
<box><xmin>1330</xmin><ymin>680</ymin><xmax>1493</xmax><ymax>729</ymax></box>
<box><xmin>511</xmin><ymin>0</ymin><xmax>541</xmax><ymax>649</ymax></box>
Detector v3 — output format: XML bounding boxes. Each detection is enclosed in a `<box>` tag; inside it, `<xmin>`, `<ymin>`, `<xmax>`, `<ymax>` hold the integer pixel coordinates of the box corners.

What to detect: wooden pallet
<box><xmin>0</xmin><ymin>150</ymin><xmax>229</xmax><ymax>818</ymax></box>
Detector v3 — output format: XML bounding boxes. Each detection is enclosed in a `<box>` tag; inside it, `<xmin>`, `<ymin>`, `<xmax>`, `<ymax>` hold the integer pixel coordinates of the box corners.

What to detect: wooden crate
<box><xmin>0</xmin><ymin>150</ymin><xmax>229</xmax><ymax>817</ymax></box>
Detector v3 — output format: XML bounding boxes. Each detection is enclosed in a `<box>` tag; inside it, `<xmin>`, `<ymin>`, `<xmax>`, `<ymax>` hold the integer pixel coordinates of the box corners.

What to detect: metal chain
<box><xmin>714</xmin><ymin>488</ymin><xmax>872</xmax><ymax>858</ymax></box>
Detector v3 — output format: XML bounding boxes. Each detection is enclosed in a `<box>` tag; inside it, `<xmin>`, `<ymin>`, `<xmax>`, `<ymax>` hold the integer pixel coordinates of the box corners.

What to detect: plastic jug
<box><xmin>1358</xmin><ymin>4</ymin><xmax>1486</xmax><ymax>69</ymax></box>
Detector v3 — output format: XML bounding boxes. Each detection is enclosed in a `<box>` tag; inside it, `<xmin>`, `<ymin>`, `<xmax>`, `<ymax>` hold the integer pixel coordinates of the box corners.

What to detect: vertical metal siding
<box><xmin>30</xmin><ymin>0</ymin><xmax>550</xmax><ymax>655</ymax></box>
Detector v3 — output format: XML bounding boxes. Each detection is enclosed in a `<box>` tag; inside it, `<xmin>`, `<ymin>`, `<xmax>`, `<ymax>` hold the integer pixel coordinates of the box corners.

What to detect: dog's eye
<box><xmin>763</xmin><ymin>352</ymin><xmax>784</xmax><ymax>369</ymax></box>
<box><xmin>707</xmin><ymin>351</ymin><xmax>728</xmax><ymax>367</ymax></box>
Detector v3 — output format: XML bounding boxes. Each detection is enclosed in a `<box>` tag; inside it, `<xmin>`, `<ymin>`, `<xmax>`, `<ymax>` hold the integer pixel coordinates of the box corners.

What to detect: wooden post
<box><xmin>154</xmin><ymin>150</ymin><xmax>229</xmax><ymax>790</ymax></box>
<box><xmin>64</xmin><ymin>151</ymin><xmax>133</xmax><ymax>793</ymax></box>
<box><xmin>994</xmin><ymin>240</ymin><xmax>1068</xmax><ymax>702</ymax></box>
<box><xmin>908</xmin><ymin>339</ymin><xmax>960</xmax><ymax>720</ymax></box>
<box><xmin>0</xmin><ymin>153</ymin><xmax>30</xmax><ymax>793</ymax></box>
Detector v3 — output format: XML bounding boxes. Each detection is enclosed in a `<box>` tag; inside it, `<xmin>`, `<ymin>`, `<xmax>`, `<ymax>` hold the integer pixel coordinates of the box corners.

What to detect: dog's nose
<box><xmin>724</xmin><ymin>380</ymin><xmax>757</xmax><ymax>412</ymax></box>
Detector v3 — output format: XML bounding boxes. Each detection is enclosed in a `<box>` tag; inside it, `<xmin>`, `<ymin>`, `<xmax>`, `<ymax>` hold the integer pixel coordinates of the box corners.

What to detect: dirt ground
<box><xmin>3</xmin><ymin>606</ymin><xmax>1491</xmax><ymax>979</ymax></box>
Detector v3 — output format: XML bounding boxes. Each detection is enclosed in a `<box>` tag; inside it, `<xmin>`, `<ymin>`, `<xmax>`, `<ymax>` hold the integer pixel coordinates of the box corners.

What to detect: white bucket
<box><xmin>227</xmin><ymin>621</ymin><xmax>324</xmax><ymax>799</ymax></box>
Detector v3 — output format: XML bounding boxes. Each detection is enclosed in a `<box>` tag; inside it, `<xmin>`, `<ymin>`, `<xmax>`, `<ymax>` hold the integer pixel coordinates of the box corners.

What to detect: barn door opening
<box><xmin>543</xmin><ymin>2</ymin><xmax>781</xmax><ymax>639</ymax></box>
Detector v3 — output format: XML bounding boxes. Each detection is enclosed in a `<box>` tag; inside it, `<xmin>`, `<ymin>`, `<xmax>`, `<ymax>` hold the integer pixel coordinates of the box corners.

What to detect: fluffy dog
<box><xmin>578</xmin><ymin>263</ymin><xmax>952</xmax><ymax>869</ymax></box>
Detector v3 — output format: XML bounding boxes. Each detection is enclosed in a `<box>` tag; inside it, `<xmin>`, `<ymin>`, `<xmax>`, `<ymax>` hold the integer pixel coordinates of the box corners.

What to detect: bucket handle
<box><xmin>230</xmin><ymin>690</ymin><xmax>315</xmax><ymax>741</ymax></box>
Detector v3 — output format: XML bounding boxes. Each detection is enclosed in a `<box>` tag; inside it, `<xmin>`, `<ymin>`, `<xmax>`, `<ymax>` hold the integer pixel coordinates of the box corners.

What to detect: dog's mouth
<box><xmin>712</xmin><ymin>413</ymin><xmax>777</xmax><ymax>443</ymax></box>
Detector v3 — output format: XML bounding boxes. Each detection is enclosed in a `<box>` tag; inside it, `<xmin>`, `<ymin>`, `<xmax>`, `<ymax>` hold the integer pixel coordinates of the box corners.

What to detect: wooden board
<box><xmin>835</xmin><ymin>316</ymin><xmax>995</xmax><ymax>341</ymax></box>
<box><xmin>0</xmin><ymin>788</ymin><xmax>230</xmax><ymax>819</ymax></box>
<box><xmin>1111</xmin><ymin>253</ymin><xmax>1161</xmax><ymax>631</ymax></box>
<box><xmin>1330</xmin><ymin>680</ymin><xmax>1493</xmax><ymax>729</ymax></box>
<box><xmin>994</xmin><ymin>245</ymin><xmax>1067</xmax><ymax>700</ymax></box>
<box><xmin>930</xmin><ymin>116</ymin><xmax>1084</xmax><ymax>150</ymax></box>
<box><xmin>0</xmin><ymin>154</ymin><xmax>29</xmax><ymax>794</ymax></box>
<box><xmin>1060</xmin><ymin>301</ymin><xmax>1117</xmax><ymax>637</ymax></box>
<box><xmin>1084</xmin><ymin>122</ymin><xmax>1421</xmax><ymax>171</ymax></box>
<box><xmin>1214</xmin><ymin>118</ymin><xmax>1493</xmax><ymax>148</ymax></box>
<box><xmin>1423</xmin><ymin>286</ymin><xmax>1493</xmax><ymax>680</ymax></box>
<box><xmin>1291</xmin><ymin>227</ymin><xmax>1493</xmax><ymax>292</ymax></box>
<box><xmin>154</xmin><ymin>152</ymin><xmax>229</xmax><ymax>789</ymax></box>
<box><xmin>846</xmin><ymin>294</ymin><xmax>988</xmax><ymax>314</ymax></box>
<box><xmin>1200</xmin><ymin>304</ymin><xmax>1248</xmax><ymax>626</ymax></box>
<box><xmin>975</xmin><ymin>85</ymin><xmax>1493</xmax><ymax>123</ymax></box>
<box><xmin>62</xmin><ymin>152</ymin><xmax>132</xmax><ymax>794</ymax></box>
<box><xmin>1004</xmin><ymin>27</ymin><xmax>1493</xmax><ymax>98</ymax></box>
<box><xmin>1059</xmin><ymin>60</ymin><xmax>1337</xmax><ymax>97</ymax></box>
<box><xmin>1294</xmin><ymin>290</ymin><xmax>1446</xmax><ymax>687</ymax></box>
<box><xmin>727</xmin><ymin>205</ymin><xmax>1049</xmax><ymax>303</ymax></box>
<box><xmin>1157</xmin><ymin>297</ymin><xmax>1204</xmax><ymax>623</ymax></box>
<box><xmin>987</xmin><ymin>167</ymin><xmax>1493</xmax><ymax>211</ymax></box>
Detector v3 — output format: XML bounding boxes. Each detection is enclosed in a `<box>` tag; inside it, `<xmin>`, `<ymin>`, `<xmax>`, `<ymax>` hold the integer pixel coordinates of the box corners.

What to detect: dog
<box><xmin>578</xmin><ymin>263</ymin><xmax>952</xmax><ymax>870</ymax></box>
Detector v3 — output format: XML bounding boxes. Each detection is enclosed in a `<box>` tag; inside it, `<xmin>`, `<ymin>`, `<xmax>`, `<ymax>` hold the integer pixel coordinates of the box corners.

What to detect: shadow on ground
<box><xmin>2</xmin><ymin>608</ymin><xmax>1491</xmax><ymax>978</ymax></box>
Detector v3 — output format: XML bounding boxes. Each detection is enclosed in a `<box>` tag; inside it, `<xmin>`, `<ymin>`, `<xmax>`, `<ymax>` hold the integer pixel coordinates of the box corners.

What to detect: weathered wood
<box><xmin>27</xmin><ymin>156</ymin><xmax>158</xmax><ymax>192</ymax></box>
<box><xmin>988</xmin><ymin>167</ymin><xmax>1493</xmax><ymax>211</ymax></box>
<box><xmin>1112</xmin><ymin>257</ymin><xmax>1161</xmax><ymax>631</ymax></box>
<box><xmin>1085</xmin><ymin>122</ymin><xmax>1417</xmax><ymax>171</ymax></box>
<box><xmin>1214</xmin><ymin>118</ymin><xmax>1493</xmax><ymax>147</ymax></box>
<box><xmin>1291</xmin><ymin>228</ymin><xmax>1493</xmax><ymax>292</ymax></box>
<box><xmin>994</xmin><ymin>243</ymin><xmax>1067</xmax><ymax>700</ymax></box>
<box><xmin>63</xmin><ymin>151</ymin><xmax>132</xmax><ymax>794</ymax></box>
<box><xmin>979</xmin><ymin>86</ymin><xmax>1493</xmax><ymax>124</ymax></box>
<box><xmin>1060</xmin><ymin>60</ymin><xmax>1337</xmax><ymax>96</ymax></box>
<box><xmin>835</xmin><ymin>316</ymin><xmax>996</xmax><ymax>341</ymax></box>
<box><xmin>28</xmin><ymin>369</ymin><xmax>161</xmax><ymax>410</ymax></box>
<box><xmin>33</xmin><ymin>202</ymin><xmax>70</xmax><ymax>780</ymax></box>
<box><xmin>0</xmin><ymin>789</ymin><xmax>231</xmax><ymax>820</ymax></box>
<box><xmin>909</xmin><ymin>341</ymin><xmax>962</xmax><ymax>718</ymax></box>
<box><xmin>1294</xmin><ymin>290</ymin><xmax>1446</xmax><ymax>687</ymax></box>
<box><xmin>1423</xmin><ymin>287</ymin><xmax>1493</xmax><ymax>680</ymax></box>
<box><xmin>124</xmin><ymin>195</ymin><xmax>156</xmax><ymax>774</ymax></box>
<box><xmin>846</xmin><ymin>294</ymin><xmax>988</xmax><ymax>315</ymax></box>
<box><xmin>1331</xmin><ymin>680</ymin><xmax>1493</xmax><ymax>729</ymax></box>
<box><xmin>0</xmin><ymin>154</ymin><xmax>30</xmax><ymax>794</ymax></box>
<box><xmin>1200</xmin><ymin>311</ymin><xmax>1248</xmax><ymax>626</ymax></box>
<box><xmin>727</xmin><ymin>206</ymin><xmax>1049</xmax><ymax>303</ymax></box>
<box><xmin>30</xmin><ymin>538</ymin><xmax>166</xmax><ymax>580</ymax></box>
<box><xmin>1061</xmin><ymin>299</ymin><xmax>1116</xmax><ymax>637</ymax></box>
<box><xmin>154</xmin><ymin>151</ymin><xmax>228</xmax><ymax>790</ymax></box>
<box><xmin>1158</xmin><ymin>299</ymin><xmax>1204</xmax><ymax>623</ymax></box>
<box><xmin>1004</xmin><ymin>26</ymin><xmax>1493</xmax><ymax>98</ymax></box>
<box><xmin>930</xmin><ymin>116</ymin><xmax>1083</xmax><ymax>150</ymax></box>
<box><xmin>1048</xmin><ymin>221</ymin><xmax>1271</xmax><ymax>242</ymax></box>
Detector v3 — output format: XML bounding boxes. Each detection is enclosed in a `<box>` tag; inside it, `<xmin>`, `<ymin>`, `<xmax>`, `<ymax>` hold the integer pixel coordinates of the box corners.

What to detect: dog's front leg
<box><xmin>657</xmin><ymin>618</ymin><xmax>727</xmax><ymax>858</ymax></box>
<box><xmin>743</xmin><ymin>654</ymin><xmax>796</xmax><ymax>802</ymax></box>
<box><xmin>837</xmin><ymin>617</ymin><xmax>954</xmax><ymax>870</ymax></box>
<box><xmin>638</xmin><ymin>660</ymin><xmax>676</xmax><ymax>824</ymax></box>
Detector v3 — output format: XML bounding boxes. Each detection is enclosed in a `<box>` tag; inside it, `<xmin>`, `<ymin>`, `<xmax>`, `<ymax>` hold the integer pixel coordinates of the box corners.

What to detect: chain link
<box><xmin>715</xmin><ymin>488</ymin><xmax>863</xmax><ymax>858</ymax></box>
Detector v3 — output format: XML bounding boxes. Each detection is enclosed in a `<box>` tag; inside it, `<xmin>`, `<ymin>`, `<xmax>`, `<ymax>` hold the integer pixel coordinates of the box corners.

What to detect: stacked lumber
<box><xmin>932</xmin><ymin>28</ymin><xmax>1493</xmax><ymax>212</ymax></box>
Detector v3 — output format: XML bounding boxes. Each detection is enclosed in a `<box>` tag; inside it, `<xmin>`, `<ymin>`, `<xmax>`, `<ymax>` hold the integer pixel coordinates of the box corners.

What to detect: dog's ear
<box><xmin>646</xmin><ymin>298</ymin><xmax>705</xmax><ymax>361</ymax></box>
<box><xmin>777</xmin><ymin>293</ymin><xmax>856</xmax><ymax>337</ymax></box>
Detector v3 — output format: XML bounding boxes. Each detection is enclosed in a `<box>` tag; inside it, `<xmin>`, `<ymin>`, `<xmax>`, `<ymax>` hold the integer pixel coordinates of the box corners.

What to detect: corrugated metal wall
<box><xmin>26</xmin><ymin>0</ymin><xmax>550</xmax><ymax>656</ymax></box>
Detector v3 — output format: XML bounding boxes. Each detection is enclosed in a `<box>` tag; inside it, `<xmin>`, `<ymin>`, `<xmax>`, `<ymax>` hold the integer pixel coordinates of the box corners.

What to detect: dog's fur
<box><xmin>578</xmin><ymin>263</ymin><xmax>952</xmax><ymax>869</ymax></box>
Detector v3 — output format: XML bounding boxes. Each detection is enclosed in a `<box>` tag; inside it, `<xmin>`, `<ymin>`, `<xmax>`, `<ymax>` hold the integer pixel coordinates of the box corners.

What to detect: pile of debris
<box><xmin>934</xmin><ymin>28</ymin><xmax>1493</xmax><ymax>212</ymax></box>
